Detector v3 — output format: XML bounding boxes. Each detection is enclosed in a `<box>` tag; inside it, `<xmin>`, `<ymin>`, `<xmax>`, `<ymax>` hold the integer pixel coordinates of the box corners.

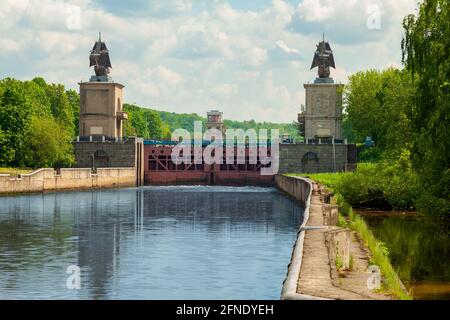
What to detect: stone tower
<box><xmin>206</xmin><ymin>110</ymin><xmax>225</xmax><ymax>134</ymax></box>
<box><xmin>73</xmin><ymin>34</ymin><xmax>144</xmax><ymax>186</ymax></box>
<box><xmin>298</xmin><ymin>37</ymin><xmax>343</xmax><ymax>141</ymax></box>
<box><xmin>79</xmin><ymin>34</ymin><xmax>128</xmax><ymax>139</ymax></box>
<box><xmin>299</xmin><ymin>83</ymin><xmax>344</xmax><ymax>140</ymax></box>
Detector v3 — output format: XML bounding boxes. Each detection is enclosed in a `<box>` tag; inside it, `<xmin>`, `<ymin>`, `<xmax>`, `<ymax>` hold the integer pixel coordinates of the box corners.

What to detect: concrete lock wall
<box><xmin>275</xmin><ymin>174</ymin><xmax>312</xmax><ymax>204</ymax></box>
<box><xmin>73</xmin><ymin>138</ymin><xmax>141</xmax><ymax>168</ymax></box>
<box><xmin>276</xmin><ymin>174</ymin><xmax>352</xmax><ymax>300</ymax></box>
<box><xmin>0</xmin><ymin>168</ymin><xmax>136</xmax><ymax>195</ymax></box>
<box><xmin>275</xmin><ymin>175</ymin><xmax>324</xmax><ymax>300</ymax></box>
<box><xmin>279</xmin><ymin>144</ymin><xmax>349</xmax><ymax>174</ymax></box>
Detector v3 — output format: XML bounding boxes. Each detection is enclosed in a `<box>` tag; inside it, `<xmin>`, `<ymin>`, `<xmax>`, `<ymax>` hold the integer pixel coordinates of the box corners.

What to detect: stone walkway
<box><xmin>296</xmin><ymin>182</ymin><xmax>392</xmax><ymax>300</ymax></box>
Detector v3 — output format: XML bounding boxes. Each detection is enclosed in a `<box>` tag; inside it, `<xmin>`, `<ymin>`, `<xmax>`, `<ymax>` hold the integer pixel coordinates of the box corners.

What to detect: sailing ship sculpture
<box><xmin>89</xmin><ymin>33</ymin><xmax>112</xmax><ymax>82</ymax></box>
<box><xmin>310</xmin><ymin>34</ymin><xmax>336</xmax><ymax>83</ymax></box>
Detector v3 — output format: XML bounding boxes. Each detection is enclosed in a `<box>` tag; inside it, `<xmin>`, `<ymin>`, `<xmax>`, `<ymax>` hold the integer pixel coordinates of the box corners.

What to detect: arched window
<box><xmin>302</xmin><ymin>152</ymin><xmax>319</xmax><ymax>163</ymax></box>
<box><xmin>301</xmin><ymin>152</ymin><xmax>319</xmax><ymax>173</ymax></box>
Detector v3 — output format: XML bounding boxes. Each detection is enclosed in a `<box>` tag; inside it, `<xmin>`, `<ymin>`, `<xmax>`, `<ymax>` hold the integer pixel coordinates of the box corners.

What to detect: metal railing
<box><xmin>74</xmin><ymin>136</ymin><xmax>131</xmax><ymax>143</ymax></box>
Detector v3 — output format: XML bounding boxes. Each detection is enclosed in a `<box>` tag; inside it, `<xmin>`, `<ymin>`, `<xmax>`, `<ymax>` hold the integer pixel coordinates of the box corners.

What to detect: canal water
<box><xmin>358</xmin><ymin>210</ymin><xmax>450</xmax><ymax>300</ymax></box>
<box><xmin>0</xmin><ymin>186</ymin><xmax>303</xmax><ymax>300</ymax></box>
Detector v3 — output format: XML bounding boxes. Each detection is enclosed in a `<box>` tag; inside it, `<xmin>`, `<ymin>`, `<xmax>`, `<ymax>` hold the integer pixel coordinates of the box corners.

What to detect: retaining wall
<box><xmin>73</xmin><ymin>138</ymin><xmax>143</xmax><ymax>168</ymax></box>
<box><xmin>279</xmin><ymin>144</ymin><xmax>352</xmax><ymax>173</ymax></box>
<box><xmin>277</xmin><ymin>175</ymin><xmax>400</xmax><ymax>300</ymax></box>
<box><xmin>275</xmin><ymin>174</ymin><xmax>322</xmax><ymax>300</ymax></box>
<box><xmin>0</xmin><ymin>168</ymin><xmax>136</xmax><ymax>194</ymax></box>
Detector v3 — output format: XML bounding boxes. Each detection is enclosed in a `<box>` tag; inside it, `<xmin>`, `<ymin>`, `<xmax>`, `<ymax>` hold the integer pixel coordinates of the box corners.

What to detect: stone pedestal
<box><xmin>79</xmin><ymin>81</ymin><xmax>127</xmax><ymax>139</ymax></box>
<box><xmin>298</xmin><ymin>83</ymin><xmax>344</xmax><ymax>140</ymax></box>
<box><xmin>322</xmin><ymin>204</ymin><xmax>339</xmax><ymax>226</ymax></box>
<box><xmin>326</xmin><ymin>228</ymin><xmax>351</xmax><ymax>271</ymax></box>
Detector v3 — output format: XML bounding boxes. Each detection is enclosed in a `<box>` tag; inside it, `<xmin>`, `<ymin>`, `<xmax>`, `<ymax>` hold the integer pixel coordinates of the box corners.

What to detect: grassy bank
<box><xmin>0</xmin><ymin>167</ymin><xmax>34</xmax><ymax>175</ymax></box>
<box><xmin>303</xmin><ymin>160</ymin><xmax>448</xmax><ymax>215</ymax></box>
<box><xmin>333</xmin><ymin>195</ymin><xmax>411</xmax><ymax>300</ymax></box>
<box><xmin>286</xmin><ymin>171</ymin><xmax>412</xmax><ymax>300</ymax></box>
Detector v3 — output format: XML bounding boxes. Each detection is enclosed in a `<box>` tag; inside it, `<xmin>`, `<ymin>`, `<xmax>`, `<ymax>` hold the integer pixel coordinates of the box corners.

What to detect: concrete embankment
<box><xmin>0</xmin><ymin>168</ymin><xmax>137</xmax><ymax>195</ymax></box>
<box><xmin>276</xmin><ymin>175</ymin><xmax>393</xmax><ymax>300</ymax></box>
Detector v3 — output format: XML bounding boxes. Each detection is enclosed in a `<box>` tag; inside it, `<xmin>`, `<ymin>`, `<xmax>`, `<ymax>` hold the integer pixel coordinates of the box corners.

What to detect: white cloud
<box><xmin>93</xmin><ymin>0</ymin><xmax>192</xmax><ymax>18</ymax></box>
<box><xmin>276</xmin><ymin>40</ymin><xmax>299</xmax><ymax>55</ymax></box>
<box><xmin>291</xmin><ymin>0</ymin><xmax>416</xmax><ymax>45</ymax></box>
<box><xmin>126</xmin><ymin>65</ymin><xmax>183</xmax><ymax>99</ymax></box>
<box><xmin>0</xmin><ymin>0</ymin><xmax>418</xmax><ymax>123</ymax></box>
<box><xmin>269</xmin><ymin>40</ymin><xmax>302</xmax><ymax>63</ymax></box>
<box><xmin>150</xmin><ymin>1</ymin><xmax>192</xmax><ymax>16</ymax></box>
<box><xmin>0</xmin><ymin>38</ymin><xmax>22</xmax><ymax>54</ymax></box>
<box><xmin>297</xmin><ymin>0</ymin><xmax>337</xmax><ymax>22</ymax></box>
<box><xmin>212</xmin><ymin>84</ymin><xmax>238</xmax><ymax>98</ymax></box>
<box><xmin>154</xmin><ymin>65</ymin><xmax>183</xmax><ymax>86</ymax></box>
<box><xmin>0</xmin><ymin>0</ymin><xmax>29</xmax><ymax>29</ymax></box>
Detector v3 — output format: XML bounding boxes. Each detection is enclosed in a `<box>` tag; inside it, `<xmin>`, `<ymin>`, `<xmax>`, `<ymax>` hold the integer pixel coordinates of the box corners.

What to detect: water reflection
<box><xmin>0</xmin><ymin>186</ymin><xmax>303</xmax><ymax>300</ymax></box>
<box><xmin>359</xmin><ymin>210</ymin><xmax>450</xmax><ymax>300</ymax></box>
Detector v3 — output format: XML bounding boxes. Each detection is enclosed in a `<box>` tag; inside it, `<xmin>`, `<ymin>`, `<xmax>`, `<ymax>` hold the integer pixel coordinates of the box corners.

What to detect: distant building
<box><xmin>206</xmin><ymin>110</ymin><xmax>225</xmax><ymax>134</ymax></box>
<box><xmin>281</xmin><ymin>133</ymin><xmax>294</xmax><ymax>144</ymax></box>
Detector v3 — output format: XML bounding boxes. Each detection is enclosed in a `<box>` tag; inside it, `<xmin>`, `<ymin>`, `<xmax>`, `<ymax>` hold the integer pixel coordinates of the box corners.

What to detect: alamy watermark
<box><xmin>367</xmin><ymin>265</ymin><xmax>381</xmax><ymax>290</ymax></box>
<box><xmin>66</xmin><ymin>5</ymin><xmax>81</xmax><ymax>30</ymax></box>
<box><xmin>366</xmin><ymin>3</ymin><xmax>382</xmax><ymax>30</ymax></box>
<box><xmin>66</xmin><ymin>265</ymin><xmax>81</xmax><ymax>290</ymax></box>
<box><xmin>171</xmin><ymin>121</ymin><xmax>279</xmax><ymax>176</ymax></box>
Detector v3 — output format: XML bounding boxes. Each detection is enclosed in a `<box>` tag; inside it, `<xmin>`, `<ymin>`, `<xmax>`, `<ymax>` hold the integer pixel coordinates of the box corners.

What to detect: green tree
<box><xmin>146</xmin><ymin>110</ymin><xmax>163</xmax><ymax>139</ymax></box>
<box><xmin>0</xmin><ymin>127</ymin><xmax>14</xmax><ymax>165</ymax></box>
<box><xmin>123</xmin><ymin>104</ymin><xmax>164</xmax><ymax>139</ymax></box>
<box><xmin>0</xmin><ymin>78</ymin><xmax>35</xmax><ymax>166</ymax></box>
<box><xmin>161</xmin><ymin>123</ymin><xmax>172</xmax><ymax>140</ymax></box>
<box><xmin>341</xmin><ymin>115</ymin><xmax>355</xmax><ymax>143</ymax></box>
<box><xmin>29</xmin><ymin>77</ymin><xmax>52</xmax><ymax>118</ymax></box>
<box><xmin>0</xmin><ymin>77</ymin><xmax>78</xmax><ymax>168</ymax></box>
<box><xmin>402</xmin><ymin>0</ymin><xmax>450</xmax><ymax>214</ymax></box>
<box><xmin>345</xmin><ymin>68</ymin><xmax>414</xmax><ymax>155</ymax></box>
<box><xmin>126</xmin><ymin>106</ymin><xmax>149</xmax><ymax>138</ymax></box>
<box><xmin>46</xmin><ymin>84</ymin><xmax>75</xmax><ymax>138</ymax></box>
<box><xmin>22</xmin><ymin>117</ymin><xmax>74</xmax><ymax>168</ymax></box>
<box><xmin>65</xmin><ymin>89</ymin><xmax>80</xmax><ymax>136</ymax></box>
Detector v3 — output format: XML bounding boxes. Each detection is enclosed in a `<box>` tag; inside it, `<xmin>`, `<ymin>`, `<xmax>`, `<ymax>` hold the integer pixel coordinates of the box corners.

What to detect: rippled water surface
<box><xmin>0</xmin><ymin>186</ymin><xmax>303</xmax><ymax>300</ymax></box>
<box><xmin>358</xmin><ymin>210</ymin><xmax>450</xmax><ymax>300</ymax></box>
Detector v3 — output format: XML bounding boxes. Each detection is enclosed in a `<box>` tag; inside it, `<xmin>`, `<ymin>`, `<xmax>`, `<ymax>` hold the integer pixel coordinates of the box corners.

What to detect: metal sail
<box><xmin>89</xmin><ymin>55</ymin><xmax>97</xmax><ymax>67</ymax></box>
<box><xmin>89</xmin><ymin>33</ymin><xmax>112</xmax><ymax>69</ymax></box>
<box><xmin>310</xmin><ymin>51</ymin><xmax>321</xmax><ymax>69</ymax></box>
<box><xmin>310</xmin><ymin>38</ymin><xmax>335</xmax><ymax>70</ymax></box>
<box><xmin>328</xmin><ymin>51</ymin><xmax>336</xmax><ymax>69</ymax></box>
<box><xmin>100</xmin><ymin>52</ymin><xmax>112</xmax><ymax>69</ymax></box>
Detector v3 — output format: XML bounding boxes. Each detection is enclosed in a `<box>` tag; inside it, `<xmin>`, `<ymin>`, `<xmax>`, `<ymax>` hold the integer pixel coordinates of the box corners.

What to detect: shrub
<box><xmin>22</xmin><ymin>117</ymin><xmax>74</xmax><ymax>168</ymax></box>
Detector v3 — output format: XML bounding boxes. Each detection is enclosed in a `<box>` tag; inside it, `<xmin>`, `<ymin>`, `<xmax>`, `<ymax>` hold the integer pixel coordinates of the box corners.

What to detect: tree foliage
<box><xmin>402</xmin><ymin>0</ymin><xmax>450</xmax><ymax>214</ymax></box>
<box><xmin>345</xmin><ymin>68</ymin><xmax>415</xmax><ymax>155</ymax></box>
<box><xmin>124</xmin><ymin>104</ymin><xmax>164</xmax><ymax>139</ymax></box>
<box><xmin>22</xmin><ymin>117</ymin><xmax>74</xmax><ymax>168</ymax></box>
<box><xmin>124</xmin><ymin>103</ymin><xmax>301</xmax><ymax>141</ymax></box>
<box><xmin>0</xmin><ymin>77</ymin><xmax>78</xmax><ymax>168</ymax></box>
<box><xmin>0</xmin><ymin>78</ymin><xmax>35</xmax><ymax>167</ymax></box>
<box><xmin>341</xmin><ymin>0</ymin><xmax>450</xmax><ymax>214</ymax></box>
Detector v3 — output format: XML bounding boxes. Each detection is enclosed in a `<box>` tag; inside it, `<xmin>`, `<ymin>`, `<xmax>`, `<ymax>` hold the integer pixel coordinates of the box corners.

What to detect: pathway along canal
<box><xmin>358</xmin><ymin>210</ymin><xmax>450</xmax><ymax>300</ymax></box>
<box><xmin>0</xmin><ymin>186</ymin><xmax>303</xmax><ymax>299</ymax></box>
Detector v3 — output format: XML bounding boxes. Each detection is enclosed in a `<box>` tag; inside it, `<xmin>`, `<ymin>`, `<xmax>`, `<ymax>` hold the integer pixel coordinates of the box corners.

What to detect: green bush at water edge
<box><xmin>290</xmin><ymin>157</ymin><xmax>425</xmax><ymax>213</ymax></box>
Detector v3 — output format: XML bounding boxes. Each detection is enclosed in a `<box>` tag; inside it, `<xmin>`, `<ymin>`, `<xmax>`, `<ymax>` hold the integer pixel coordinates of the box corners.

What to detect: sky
<box><xmin>0</xmin><ymin>0</ymin><xmax>418</xmax><ymax>123</ymax></box>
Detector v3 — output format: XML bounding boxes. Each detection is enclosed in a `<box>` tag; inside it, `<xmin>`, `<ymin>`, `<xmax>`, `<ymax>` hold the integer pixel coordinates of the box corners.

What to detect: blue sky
<box><xmin>0</xmin><ymin>0</ymin><xmax>417</xmax><ymax>122</ymax></box>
